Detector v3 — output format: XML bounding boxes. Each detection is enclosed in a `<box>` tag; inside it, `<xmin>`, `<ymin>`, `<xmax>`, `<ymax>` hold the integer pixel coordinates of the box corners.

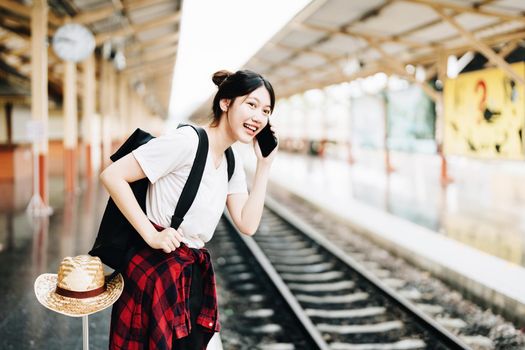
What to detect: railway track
<box><xmin>209</xmin><ymin>195</ymin><xmax>471</xmax><ymax>349</ymax></box>
<box><xmin>208</xmin><ymin>220</ymin><xmax>321</xmax><ymax>349</ymax></box>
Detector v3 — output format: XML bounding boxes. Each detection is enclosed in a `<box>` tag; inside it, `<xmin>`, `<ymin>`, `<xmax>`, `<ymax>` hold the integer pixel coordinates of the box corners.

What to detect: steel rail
<box><xmin>223</xmin><ymin>210</ymin><xmax>331</xmax><ymax>350</ymax></box>
<box><xmin>264</xmin><ymin>194</ymin><xmax>471</xmax><ymax>350</ymax></box>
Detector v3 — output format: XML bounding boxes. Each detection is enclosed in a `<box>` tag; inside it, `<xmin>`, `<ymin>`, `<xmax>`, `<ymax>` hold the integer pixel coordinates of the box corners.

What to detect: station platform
<box><xmin>0</xmin><ymin>177</ymin><xmax>223</xmax><ymax>349</ymax></box>
<box><xmin>240</xmin><ymin>148</ymin><xmax>525</xmax><ymax>324</ymax></box>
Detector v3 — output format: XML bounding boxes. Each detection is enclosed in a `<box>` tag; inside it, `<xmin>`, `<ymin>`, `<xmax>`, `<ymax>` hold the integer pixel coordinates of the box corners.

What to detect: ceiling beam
<box><xmin>270</xmin><ymin>42</ymin><xmax>338</xmax><ymax>62</ymax></box>
<box><xmin>403</xmin><ymin>0</ymin><xmax>525</xmax><ymax>24</ymax></box>
<box><xmin>365</xmin><ymin>0</ymin><xmax>497</xmax><ymax>50</ymax></box>
<box><xmin>280</xmin><ymin>63</ymin><xmax>382</xmax><ymax>99</ymax></box>
<box><xmin>436</xmin><ymin>17</ymin><xmax>510</xmax><ymax>45</ymax></box>
<box><xmin>253</xmin><ymin>55</ymin><xmax>311</xmax><ymax>77</ymax></box>
<box><xmin>127</xmin><ymin>46</ymin><xmax>176</xmax><ymax>65</ymax></box>
<box><xmin>299</xmin><ymin>22</ymin><xmax>428</xmax><ymax>50</ymax></box>
<box><xmin>133</xmin><ymin>11</ymin><xmax>181</xmax><ymax>34</ymax></box>
<box><xmin>274</xmin><ymin>8</ymin><xmax>502</xmax><ymax>93</ymax></box>
<box><xmin>95</xmin><ymin>11</ymin><xmax>181</xmax><ymax>45</ymax></box>
<box><xmin>494</xmin><ymin>40</ymin><xmax>521</xmax><ymax>60</ymax></box>
<box><xmin>72</xmin><ymin>4</ymin><xmax>123</xmax><ymax>25</ymax></box>
<box><xmin>143</xmin><ymin>72</ymin><xmax>173</xmax><ymax>84</ymax></box>
<box><xmin>365</xmin><ymin>37</ymin><xmax>440</xmax><ymax>101</ymax></box>
<box><xmin>126</xmin><ymin>32</ymin><xmax>179</xmax><ymax>52</ymax></box>
<box><xmin>0</xmin><ymin>0</ymin><xmax>62</xmax><ymax>26</ymax></box>
<box><xmin>139</xmin><ymin>66</ymin><xmax>173</xmax><ymax>79</ymax></box>
<box><xmin>433</xmin><ymin>6</ymin><xmax>525</xmax><ymax>86</ymax></box>
<box><xmin>0</xmin><ymin>31</ymin><xmax>11</xmax><ymax>43</ymax></box>
<box><xmin>0</xmin><ymin>11</ymin><xmax>32</xmax><ymax>37</ymax></box>
<box><xmin>122</xmin><ymin>56</ymin><xmax>175</xmax><ymax>75</ymax></box>
<box><xmin>0</xmin><ymin>53</ymin><xmax>63</xmax><ymax>95</ymax></box>
<box><xmin>124</xmin><ymin>0</ymin><xmax>173</xmax><ymax>11</ymax></box>
<box><xmin>408</xmin><ymin>29</ymin><xmax>525</xmax><ymax>66</ymax></box>
<box><xmin>269</xmin><ymin>26</ymin><xmax>385</xmax><ymax>89</ymax></box>
<box><xmin>9</xmin><ymin>44</ymin><xmax>30</xmax><ymax>56</ymax></box>
<box><xmin>254</xmin><ymin>0</ymin><xmax>513</xmax><ymax>97</ymax></box>
<box><xmin>348</xmin><ymin>29</ymin><xmax>428</xmax><ymax>49</ymax></box>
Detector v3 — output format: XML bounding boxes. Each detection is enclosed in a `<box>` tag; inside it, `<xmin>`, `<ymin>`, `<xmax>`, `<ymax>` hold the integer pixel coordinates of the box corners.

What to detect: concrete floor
<box><xmin>0</xmin><ymin>172</ymin><xmax>228</xmax><ymax>349</ymax></box>
<box><xmin>0</xmin><ymin>178</ymin><xmax>112</xmax><ymax>349</ymax></box>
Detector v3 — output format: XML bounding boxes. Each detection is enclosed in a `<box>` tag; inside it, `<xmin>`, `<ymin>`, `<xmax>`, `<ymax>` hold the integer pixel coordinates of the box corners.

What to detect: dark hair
<box><xmin>210</xmin><ymin>69</ymin><xmax>275</xmax><ymax>127</ymax></box>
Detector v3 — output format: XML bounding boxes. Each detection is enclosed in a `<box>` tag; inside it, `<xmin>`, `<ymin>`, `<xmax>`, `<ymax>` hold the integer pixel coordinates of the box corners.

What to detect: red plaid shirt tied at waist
<box><xmin>109</xmin><ymin>222</ymin><xmax>220</xmax><ymax>349</ymax></box>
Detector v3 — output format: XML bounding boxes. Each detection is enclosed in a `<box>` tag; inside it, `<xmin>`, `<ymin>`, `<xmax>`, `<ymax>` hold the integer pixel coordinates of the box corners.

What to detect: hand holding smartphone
<box><xmin>255</xmin><ymin>122</ymin><xmax>278</xmax><ymax>157</ymax></box>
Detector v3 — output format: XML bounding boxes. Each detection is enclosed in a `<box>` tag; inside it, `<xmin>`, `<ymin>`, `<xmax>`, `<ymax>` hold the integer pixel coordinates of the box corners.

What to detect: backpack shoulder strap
<box><xmin>225</xmin><ymin>147</ymin><xmax>235</xmax><ymax>181</ymax></box>
<box><xmin>177</xmin><ymin>124</ymin><xmax>236</xmax><ymax>181</ymax></box>
<box><xmin>170</xmin><ymin>123</ymin><xmax>208</xmax><ymax>229</ymax></box>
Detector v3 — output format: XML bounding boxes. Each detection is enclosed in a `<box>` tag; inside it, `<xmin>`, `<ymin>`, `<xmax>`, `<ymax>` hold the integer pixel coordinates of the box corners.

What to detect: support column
<box><xmin>118</xmin><ymin>73</ymin><xmax>128</xmax><ymax>141</ymax></box>
<box><xmin>137</xmin><ymin>96</ymin><xmax>143</xmax><ymax>127</ymax></box>
<box><xmin>303</xmin><ymin>96</ymin><xmax>313</xmax><ymax>156</ymax></box>
<box><xmin>346</xmin><ymin>99</ymin><xmax>354</xmax><ymax>164</ymax></box>
<box><xmin>437</xmin><ymin>50</ymin><xmax>452</xmax><ymax>186</ymax></box>
<box><xmin>128</xmin><ymin>88</ymin><xmax>135</xmax><ymax>133</ymax></box>
<box><xmin>5</xmin><ymin>102</ymin><xmax>13</xmax><ymax>145</ymax></box>
<box><xmin>63</xmin><ymin>61</ymin><xmax>78</xmax><ymax>193</ymax></box>
<box><xmin>138</xmin><ymin>92</ymin><xmax>146</xmax><ymax>127</ymax></box>
<box><xmin>31</xmin><ymin>0</ymin><xmax>49</xmax><ymax>205</ymax></box>
<box><xmin>100</xmin><ymin>59</ymin><xmax>111</xmax><ymax>170</ymax></box>
<box><xmin>383</xmin><ymin>94</ymin><xmax>394</xmax><ymax>173</ymax></box>
<box><xmin>82</xmin><ymin>54</ymin><xmax>96</xmax><ymax>181</ymax></box>
<box><xmin>108</xmin><ymin>65</ymin><xmax>117</xmax><ymax>149</ymax></box>
<box><xmin>319</xmin><ymin>90</ymin><xmax>328</xmax><ymax>158</ymax></box>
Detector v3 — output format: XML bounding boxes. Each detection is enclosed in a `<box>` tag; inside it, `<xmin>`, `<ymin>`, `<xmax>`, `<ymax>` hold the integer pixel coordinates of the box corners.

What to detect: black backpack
<box><xmin>89</xmin><ymin>123</ymin><xmax>235</xmax><ymax>271</ymax></box>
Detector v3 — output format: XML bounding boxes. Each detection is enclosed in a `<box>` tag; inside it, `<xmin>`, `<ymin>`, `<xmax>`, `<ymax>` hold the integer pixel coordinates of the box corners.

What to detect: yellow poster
<box><xmin>443</xmin><ymin>62</ymin><xmax>525</xmax><ymax>159</ymax></box>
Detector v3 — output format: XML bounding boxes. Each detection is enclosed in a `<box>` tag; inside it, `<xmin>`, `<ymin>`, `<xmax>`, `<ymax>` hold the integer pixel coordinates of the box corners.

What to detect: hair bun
<box><xmin>212</xmin><ymin>70</ymin><xmax>233</xmax><ymax>87</ymax></box>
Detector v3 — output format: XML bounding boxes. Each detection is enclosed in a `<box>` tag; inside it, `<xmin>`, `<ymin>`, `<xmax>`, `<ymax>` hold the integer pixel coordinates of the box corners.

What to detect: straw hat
<box><xmin>34</xmin><ymin>255</ymin><xmax>124</xmax><ymax>317</ymax></box>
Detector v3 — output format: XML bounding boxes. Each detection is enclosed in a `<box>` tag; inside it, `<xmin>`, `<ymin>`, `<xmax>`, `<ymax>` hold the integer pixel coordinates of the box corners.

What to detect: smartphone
<box><xmin>256</xmin><ymin>122</ymin><xmax>278</xmax><ymax>157</ymax></box>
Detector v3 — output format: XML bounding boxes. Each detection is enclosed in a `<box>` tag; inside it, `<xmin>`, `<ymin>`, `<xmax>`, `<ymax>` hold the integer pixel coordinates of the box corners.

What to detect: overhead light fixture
<box><xmin>415</xmin><ymin>65</ymin><xmax>426</xmax><ymax>82</ymax></box>
<box><xmin>405</xmin><ymin>64</ymin><xmax>415</xmax><ymax>75</ymax></box>
<box><xmin>113</xmin><ymin>50</ymin><xmax>126</xmax><ymax>70</ymax></box>
<box><xmin>133</xmin><ymin>80</ymin><xmax>146</xmax><ymax>96</ymax></box>
<box><xmin>343</xmin><ymin>56</ymin><xmax>361</xmax><ymax>76</ymax></box>
<box><xmin>455</xmin><ymin>51</ymin><xmax>474</xmax><ymax>74</ymax></box>
<box><xmin>102</xmin><ymin>41</ymin><xmax>112</xmax><ymax>60</ymax></box>
<box><xmin>447</xmin><ymin>55</ymin><xmax>458</xmax><ymax>78</ymax></box>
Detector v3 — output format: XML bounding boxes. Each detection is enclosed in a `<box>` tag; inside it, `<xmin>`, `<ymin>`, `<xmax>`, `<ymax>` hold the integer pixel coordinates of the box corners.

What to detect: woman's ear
<box><xmin>220</xmin><ymin>98</ymin><xmax>230</xmax><ymax>112</ymax></box>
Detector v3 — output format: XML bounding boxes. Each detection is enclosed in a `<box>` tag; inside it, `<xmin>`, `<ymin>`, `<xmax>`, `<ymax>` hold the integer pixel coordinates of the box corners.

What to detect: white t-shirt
<box><xmin>131</xmin><ymin>126</ymin><xmax>248</xmax><ymax>249</ymax></box>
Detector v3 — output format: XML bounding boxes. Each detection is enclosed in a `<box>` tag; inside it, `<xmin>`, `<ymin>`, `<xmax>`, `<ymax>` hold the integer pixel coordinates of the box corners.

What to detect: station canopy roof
<box><xmin>1</xmin><ymin>0</ymin><xmax>525</xmax><ymax>115</ymax></box>
<box><xmin>241</xmin><ymin>0</ymin><xmax>525</xmax><ymax>100</ymax></box>
<box><xmin>0</xmin><ymin>0</ymin><xmax>181</xmax><ymax>115</ymax></box>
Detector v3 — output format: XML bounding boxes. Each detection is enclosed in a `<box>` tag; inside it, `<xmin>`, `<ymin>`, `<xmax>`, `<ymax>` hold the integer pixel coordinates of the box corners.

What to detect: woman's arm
<box><xmin>100</xmin><ymin>153</ymin><xmax>184</xmax><ymax>253</ymax></box>
<box><xmin>226</xmin><ymin>126</ymin><xmax>278</xmax><ymax>236</ymax></box>
<box><xmin>226</xmin><ymin>162</ymin><xmax>270</xmax><ymax>235</ymax></box>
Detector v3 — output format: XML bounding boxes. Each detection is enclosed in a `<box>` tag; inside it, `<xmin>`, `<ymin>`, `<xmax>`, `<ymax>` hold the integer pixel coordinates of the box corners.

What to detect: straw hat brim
<box><xmin>34</xmin><ymin>273</ymin><xmax>124</xmax><ymax>317</ymax></box>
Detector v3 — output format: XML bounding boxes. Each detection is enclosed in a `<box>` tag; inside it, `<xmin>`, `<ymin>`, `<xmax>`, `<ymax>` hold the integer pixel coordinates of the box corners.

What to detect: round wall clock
<box><xmin>52</xmin><ymin>23</ymin><xmax>96</xmax><ymax>62</ymax></box>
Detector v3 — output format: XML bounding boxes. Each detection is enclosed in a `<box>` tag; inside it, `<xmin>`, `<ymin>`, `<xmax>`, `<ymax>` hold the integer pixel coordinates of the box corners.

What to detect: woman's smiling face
<box><xmin>221</xmin><ymin>85</ymin><xmax>272</xmax><ymax>143</ymax></box>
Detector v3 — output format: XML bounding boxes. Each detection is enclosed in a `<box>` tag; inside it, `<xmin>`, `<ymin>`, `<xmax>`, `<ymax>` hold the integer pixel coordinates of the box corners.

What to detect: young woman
<box><xmin>101</xmin><ymin>69</ymin><xmax>278</xmax><ymax>349</ymax></box>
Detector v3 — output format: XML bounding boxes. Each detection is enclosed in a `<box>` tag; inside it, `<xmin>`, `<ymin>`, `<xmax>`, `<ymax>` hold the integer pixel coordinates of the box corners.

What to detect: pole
<box><xmin>26</xmin><ymin>120</ymin><xmax>53</xmax><ymax>216</ymax></box>
<box><xmin>82</xmin><ymin>315</ymin><xmax>89</xmax><ymax>350</ymax></box>
<box><xmin>31</xmin><ymin>0</ymin><xmax>50</xmax><ymax>206</ymax></box>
